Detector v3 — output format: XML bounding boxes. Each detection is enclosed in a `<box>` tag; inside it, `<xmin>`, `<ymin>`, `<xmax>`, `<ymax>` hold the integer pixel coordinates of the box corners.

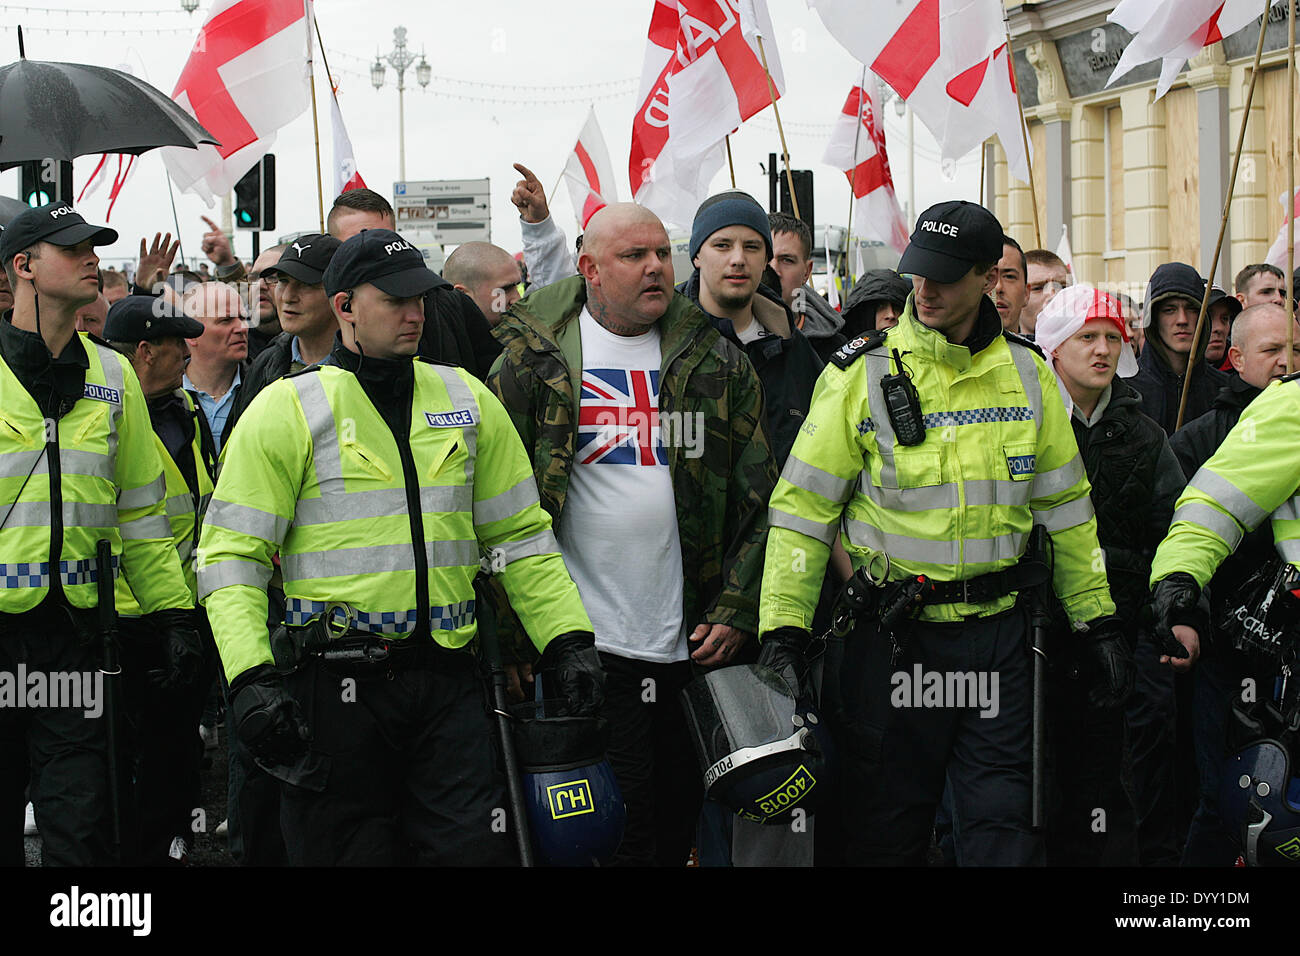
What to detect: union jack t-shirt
<box><xmin>555</xmin><ymin>307</ymin><xmax>687</xmax><ymax>662</ymax></box>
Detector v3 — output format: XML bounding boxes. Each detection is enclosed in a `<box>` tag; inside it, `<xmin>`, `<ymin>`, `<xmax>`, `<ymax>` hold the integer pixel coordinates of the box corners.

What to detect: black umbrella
<box><xmin>0</xmin><ymin>195</ymin><xmax>28</xmax><ymax>226</ymax></box>
<box><xmin>0</xmin><ymin>27</ymin><xmax>219</xmax><ymax>170</ymax></box>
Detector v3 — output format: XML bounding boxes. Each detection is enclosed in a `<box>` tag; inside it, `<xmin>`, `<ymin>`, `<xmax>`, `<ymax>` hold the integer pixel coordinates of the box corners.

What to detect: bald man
<box><xmin>443</xmin><ymin>241</ymin><xmax>522</xmax><ymax>327</ymax></box>
<box><xmin>488</xmin><ymin>201</ymin><xmax>776</xmax><ymax>866</ymax></box>
<box><xmin>74</xmin><ymin>291</ymin><xmax>109</xmax><ymax>337</ymax></box>
<box><xmin>182</xmin><ymin>282</ymin><xmax>248</xmax><ymax>451</ymax></box>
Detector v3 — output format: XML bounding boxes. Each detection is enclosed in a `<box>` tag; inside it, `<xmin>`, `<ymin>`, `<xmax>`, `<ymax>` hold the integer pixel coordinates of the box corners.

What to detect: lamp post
<box><xmin>370</xmin><ymin>26</ymin><xmax>431</xmax><ymax>182</ymax></box>
<box><xmin>180</xmin><ymin>0</ymin><xmax>199</xmax><ymax>11</ymax></box>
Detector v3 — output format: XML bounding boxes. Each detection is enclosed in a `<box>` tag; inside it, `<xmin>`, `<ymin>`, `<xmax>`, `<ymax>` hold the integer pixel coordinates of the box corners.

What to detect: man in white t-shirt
<box><xmin>488</xmin><ymin>203</ymin><xmax>777</xmax><ymax>866</ymax></box>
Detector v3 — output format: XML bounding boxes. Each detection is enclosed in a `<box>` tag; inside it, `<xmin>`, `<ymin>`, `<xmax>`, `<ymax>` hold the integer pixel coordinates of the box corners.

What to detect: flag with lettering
<box><xmin>162</xmin><ymin>0</ymin><xmax>311</xmax><ymax>204</ymax></box>
<box><xmin>823</xmin><ymin>83</ymin><xmax>909</xmax><ymax>254</ymax></box>
<box><xmin>809</xmin><ymin>0</ymin><xmax>1031</xmax><ymax>183</ymax></box>
<box><xmin>1107</xmin><ymin>0</ymin><xmax>1262</xmax><ymax>100</ymax></box>
<box><xmin>563</xmin><ymin>107</ymin><xmax>619</xmax><ymax>230</ymax></box>
<box><xmin>630</xmin><ymin>0</ymin><xmax>785</xmax><ymax>228</ymax></box>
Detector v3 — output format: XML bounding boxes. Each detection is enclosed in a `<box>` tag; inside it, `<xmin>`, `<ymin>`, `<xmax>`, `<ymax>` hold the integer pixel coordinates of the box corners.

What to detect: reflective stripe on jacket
<box><xmin>761</xmin><ymin>298</ymin><xmax>1115</xmax><ymax>629</ymax></box>
<box><xmin>198</xmin><ymin>359</ymin><xmax>591</xmax><ymax>682</ymax></box>
<box><xmin>0</xmin><ymin>334</ymin><xmax>191</xmax><ymax>614</ymax></box>
<box><xmin>1150</xmin><ymin>377</ymin><xmax>1300</xmax><ymax>586</ymax></box>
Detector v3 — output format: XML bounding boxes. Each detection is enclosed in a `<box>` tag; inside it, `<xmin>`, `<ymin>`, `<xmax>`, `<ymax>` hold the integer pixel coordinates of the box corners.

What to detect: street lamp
<box><xmin>180</xmin><ymin>0</ymin><xmax>199</xmax><ymax>11</ymax></box>
<box><xmin>370</xmin><ymin>26</ymin><xmax>432</xmax><ymax>182</ymax></box>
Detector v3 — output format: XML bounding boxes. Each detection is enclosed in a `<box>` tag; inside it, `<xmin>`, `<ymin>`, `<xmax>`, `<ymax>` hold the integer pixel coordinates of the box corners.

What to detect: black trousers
<box><xmin>118</xmin><ymin>613</ymin><xmax>218</xmax><ymax>864</ymax></box>
<box><xmin>1124</xmin><ymin>629</ymin><xmax>1181</xmax><ymax>866</ymax></box>
<box><xmin>824</xmin><ymin>607</ymin><xmax>1042</xmax><ymax>866</ymax></box>
<box><xmin>277</xmin><ymin>649</ymin><xmax>515</xmax><ymax>866</ymax></box>
<box><xmin>0</xmin><ymin>611</ymin><xmax>112</xmax><ymax>866</ymax></box>
<box><xmin>1044</xmin><ymin>651</ymin><xmax>1136</xmax><ymax>866</ymax></box>
<box><xmin>599</xmin><ymin>652</ymin><xmax>701</xmax><ymax>867</ymax></box>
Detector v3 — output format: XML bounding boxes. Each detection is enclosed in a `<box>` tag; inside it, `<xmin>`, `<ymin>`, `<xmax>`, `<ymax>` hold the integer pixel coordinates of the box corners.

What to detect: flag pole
<box><xmin>756</xmin><ymin>33</ymin><xmax>799</xmax><ymax>221</ymax></box>
<box><xmin>305</xmin><ymin>0</ymin><xmax>325</xmax><ymax>233</ymax></box>
<box><xmin>979</xmin><ymin>142</ymin><xmax>986</xmax><ymax>206</ymax></box>
<box><xmin>1176</xmin><ymin>0</ymin><xmax>1273</xmax><ymax>429</ymax></box>
<box><xmin>725</xmin><ymin>135</ymin><xmax>737</xmax><ymax>188</ymax></box>
<box><xmin>1288</xmin><ymin>0</ymin><xmax>1296</xmax><ymax>374</ymax></box>
<box><xmin>1004</xmin><ymin>27</ymin><xmax>1041</xmax><ymax>248</ymax></box>
<box><xmin>842</xmin><ymin>68</ymin><xmax>867</xmax><ymax>285</ymax></box>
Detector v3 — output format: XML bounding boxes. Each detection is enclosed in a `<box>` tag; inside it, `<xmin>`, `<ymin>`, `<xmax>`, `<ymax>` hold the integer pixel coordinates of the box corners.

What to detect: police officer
<box><xmin>198</xmin><ymin>228</ymin><xmax>603</xmax><ymax>866</ymax></box>
<box><xmin>0</xmin><ymin>205</ymin><xmax>200</xmax><ymax>866</ymax></box>
<box><xmin>102</xmin><ymin>295</ymin><xmax>217</xmax><ymax>864</ymax></box>
<box><xmin>1149</xmin><ymin>374</ymin><xmax>1300</xmax><ymax>680</ymax></box>
<box><xmin>758</xmin><ymin>201</ymin><xmax>1133</xmax><ymax>866</ymax></box>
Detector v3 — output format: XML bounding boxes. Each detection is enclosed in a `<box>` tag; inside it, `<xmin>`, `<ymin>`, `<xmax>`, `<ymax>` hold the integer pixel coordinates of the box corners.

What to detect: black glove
<box><xmin>1147</xmin><ymin>573</ymin><xmax>1199</xmax><ymax>660</ymax></box>
<box><xmin>147</xmin><ymin>608</ymin><xmax>204</xmax><ymax>689</ymax></box>
<box><xmin>1078</xmin><ymin>616</ymin><xmax>1135</xmax><ymax>711</ymax></box>
<box><xmin>538</xmin><ymin>631</ymin><xmax>605</xmax><ymax>718</ymax></box>
<box><xmin>230</xmin><ymin>664</ymin><xmax>310</xmax><ymax>767</ymax></box>
<box><xmin>757</xmin><ymin>627</ymin><xmax>812</xmax><ymax>697</ymax></box>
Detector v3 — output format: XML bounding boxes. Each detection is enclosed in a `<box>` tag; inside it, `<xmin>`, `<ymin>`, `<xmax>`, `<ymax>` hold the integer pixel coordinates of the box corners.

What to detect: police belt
<box><xmin>832</xmin><ymin>546</ymin><xmax>1052</xmax><ymax>635</ymax></box>
<box><xmin>286</xmin><ymin>613</ymin><xmax>465</xmax><ymax>668</ymax></box>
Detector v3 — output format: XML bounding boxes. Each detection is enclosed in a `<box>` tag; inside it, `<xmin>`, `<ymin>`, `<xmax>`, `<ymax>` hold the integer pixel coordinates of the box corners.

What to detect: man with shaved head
<box><xmin>182</xmin><ymin>281</ymin><xmax>247</xmax><ymax>452</ymax></box>
<box><xmin>1170</xmin><ymin>301</ymin><xmax>1300</xmax><ymax>865</ymax></box>
<box><xmin>444</xmin><ymin>241</ymin><xmax>522</xmax><ymax>327</ymax></box>
<box><xmin>489</xmin><ymin>201</ymin><xmax>777</xmax><ymax>866</ymax></box>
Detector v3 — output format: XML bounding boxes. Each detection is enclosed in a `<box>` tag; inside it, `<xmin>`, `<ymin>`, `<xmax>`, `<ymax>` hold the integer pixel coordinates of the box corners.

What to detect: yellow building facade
<box><xmin>997</xmin><ymin>0</ymin><xmax>1299</xmax><ymax>296</ymax></box>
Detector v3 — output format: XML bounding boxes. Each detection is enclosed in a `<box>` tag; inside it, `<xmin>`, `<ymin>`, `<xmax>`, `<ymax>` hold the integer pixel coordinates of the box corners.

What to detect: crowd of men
<box><xmin>1</xmin><ymin>167</ymin><xmax>1297</xmax><ymax>868</ymax></box>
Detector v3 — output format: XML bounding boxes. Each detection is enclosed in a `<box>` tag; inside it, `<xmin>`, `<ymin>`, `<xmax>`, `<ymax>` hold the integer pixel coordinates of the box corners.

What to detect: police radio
<box><xmin>881</xmin><ymin>349</ymin><xmax>925</xmax><ymax>446</ymax></box>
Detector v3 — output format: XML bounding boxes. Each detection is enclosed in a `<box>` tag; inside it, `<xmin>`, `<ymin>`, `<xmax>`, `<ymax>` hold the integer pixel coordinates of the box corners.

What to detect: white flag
<box><xmin>563</xmin><ymin>107</ymin><xmax>618</xmax><ymax>230</ymax></box>
<box><xmin>330</xmin><ymin>90</ymin><xmax>366</xmax><ymax>198</ymax></box>
<box><xmin>630</xmin><ymin>0</ymin><xmax>784</xmax><ymax>229</ymax></box>
<box><xmin>162</xmin><ymin>0</ymin><xmax>311</xmax><ymax>205</ymax></box>
<box><xmin>1107</xmin><ymin>0</ymin><xmax>1262</xmax><ymax>100</ymax></box>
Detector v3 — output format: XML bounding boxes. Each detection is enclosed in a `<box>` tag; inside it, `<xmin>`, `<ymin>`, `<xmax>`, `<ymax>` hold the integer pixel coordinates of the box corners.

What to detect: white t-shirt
<box><xmin>554</xmin><ymin>307</ymin><xmax>688</xmax><ymax>662</ymax></box>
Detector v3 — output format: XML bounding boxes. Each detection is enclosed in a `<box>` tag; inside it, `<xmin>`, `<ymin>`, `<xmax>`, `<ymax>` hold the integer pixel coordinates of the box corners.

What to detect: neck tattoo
<box><xmin>588</xmin><ymin>291</ymin><xmax>647</xmax><ymax>337</ymax></box>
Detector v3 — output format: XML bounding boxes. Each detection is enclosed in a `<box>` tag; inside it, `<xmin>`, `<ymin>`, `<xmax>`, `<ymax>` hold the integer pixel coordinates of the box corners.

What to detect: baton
<box><xmin>95</xmin><ymin>538</ymin><xmax>124</xmax><ymax>861</ymax></box>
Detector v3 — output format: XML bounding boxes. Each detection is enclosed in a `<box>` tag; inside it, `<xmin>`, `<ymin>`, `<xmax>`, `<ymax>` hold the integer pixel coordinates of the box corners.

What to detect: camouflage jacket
<box><xmin>488</xmin><ymin>275</ymin><xmax>777</xmax><ymax>636</ymax></box>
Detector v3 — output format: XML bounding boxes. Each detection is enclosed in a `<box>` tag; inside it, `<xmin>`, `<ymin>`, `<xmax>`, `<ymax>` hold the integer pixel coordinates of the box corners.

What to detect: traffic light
<box><xmin>233</xmin><ymin>154</ymin><xmax>276</xmax><ymax>231</ymax></box>
<box><xmin>779</xmin><ymin>169</ymin><xmax>814</xmax><ymax>231</ymax></box>
<box><xmin>21</xmin><ymin>159</ymin><xmax>74</xmax><ymax>207</ymax></box>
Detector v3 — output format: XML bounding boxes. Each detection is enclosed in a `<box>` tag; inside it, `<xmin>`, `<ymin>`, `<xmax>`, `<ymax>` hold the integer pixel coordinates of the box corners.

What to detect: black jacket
<box><xmin>226</xmin><ymin>331</ymin><xmax>295</xmax><ymax>437</ymax></box>
<box><xmin>1169</xmin><ymin>375</ymin><xmax>1276</xmax><ymax>634</ymax></box>
<box><xmin>1070</xmin><ymin>378</ymin><xmax>1186</xmax><ymax>629</ymax></box>
<box><xmin>1126</xmin><ymin>324</ymin><xmax>1229</xmax><ymax>436</ymax></box>
<box><xmin>1169</xmin><ymin>375</ymin><xmax>1262</xmax><ymax>480</ymax></box>
<box><xmin>422</xmin><ymin>279</ymin><xmax>502</xmax><ymax>382</ymax></box>
<box><xmin>678</xmin><ymin>269</ymin><xmax>824</xmax><ymax>467</ymax></box>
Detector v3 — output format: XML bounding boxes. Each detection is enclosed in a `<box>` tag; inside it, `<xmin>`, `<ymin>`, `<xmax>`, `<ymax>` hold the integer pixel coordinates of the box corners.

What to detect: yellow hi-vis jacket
<box><xmin>198</xmin><ymin>359</ymin><xmax>593</xmax><ymax>683</ymax></box>
<box><xmin>117</xmin><ymin>389</ymin><xmax>214</xmax><ymax>615</ymax></box>
<box><xmin>760</xmin><ymin>300</ymin><xmax>1115</xmax><ymax>630</ymax></box>
<box><xmin>0</xmin><ymin>334</ymin><xmax>192</xmax><ymax>614</ymax></box>
<box><xmin>1150</xmin><ymin>375</ymin><xmax>1300</xmax><ymax>587</ymax></box>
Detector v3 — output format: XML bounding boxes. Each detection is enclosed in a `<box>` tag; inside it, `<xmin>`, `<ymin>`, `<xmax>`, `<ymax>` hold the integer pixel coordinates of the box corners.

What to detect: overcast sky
<box><xmin>0</xmin><ymin>0</ymin><xmax>982</xmax><ymax>270</ymax></box>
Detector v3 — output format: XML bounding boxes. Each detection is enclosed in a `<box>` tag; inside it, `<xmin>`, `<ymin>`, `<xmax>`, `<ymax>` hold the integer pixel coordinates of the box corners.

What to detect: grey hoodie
<box><xmin>794</xmin><ymin>284</ymin><xmax>846</xmax><ymax>363</ymax></box>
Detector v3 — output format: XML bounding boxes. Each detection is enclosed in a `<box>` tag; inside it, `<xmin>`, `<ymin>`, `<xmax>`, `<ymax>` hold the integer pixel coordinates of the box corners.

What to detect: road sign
<box><xmin>392</xmin><ymin>178</ymin><xmax>490</xmax><ymax>245</ymax></box>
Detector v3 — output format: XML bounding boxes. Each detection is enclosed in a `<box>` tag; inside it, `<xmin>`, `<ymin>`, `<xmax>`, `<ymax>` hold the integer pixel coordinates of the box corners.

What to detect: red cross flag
<box><xmin>1264</xmin><ymin>186</ymin><xmax>1300</xmax><ymax>271</ymax></box>
<box><xmin>810</xmin><ymin>0</ymin><xmax>1031</xmax><ymax>183</ymax></box>
<box><xmin>162</xmin><ymin>0</ymin><xmax>311</xmax><ymax>204</ymax></box>
<box><xmin>1107</xmin><ymin>0</ymin><xmax>1261</xmax><ymax>100</ymax></box>
<box><xmin>822</xmin><ymin>84</ymin><xmax>909</xmax><ymax>254</ymax></box>
<box><xmin>630</xmin><ymin>0</ymin><xmax>784</xmax><ymax>229</ymax></box>
<box><xmin>563</xmin><ymin>107</ymin><xmax>618</xmax><ymax>230</ymax></box>
<box><xmin>330</xmin><ymin>88</ymin><xmax>366</xmax><ymax>197</ymax></box>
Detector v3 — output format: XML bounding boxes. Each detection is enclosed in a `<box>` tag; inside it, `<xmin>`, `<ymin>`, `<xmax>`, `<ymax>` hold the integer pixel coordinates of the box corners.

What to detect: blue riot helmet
<box><xmin>513</xmin><ymin>714</ymin><xmax>626</xmax><ymax>866</ymax></box>
<box><xmin>680</xmin><ymin>663</ymin><xmax>835</xmax><ymax>825</ymax></box>
<box><xmin>1219</xmin><ymin>735</ymin><xmax>1300</xmax><ymax>866</ymax></box>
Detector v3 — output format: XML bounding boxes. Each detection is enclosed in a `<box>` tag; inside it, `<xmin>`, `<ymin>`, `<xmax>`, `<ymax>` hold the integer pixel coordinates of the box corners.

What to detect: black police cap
<box><xmin>103</xmin><ymin>294</ymin><xmax>204</xmax><ymax>342</ymax></box>
<box><xmin>897</xmin><ymin>200</ymin><xmax>1004</xmax><ymax>284</ymax></box>
<box><xmin>323</xmin><ymin>228</ymin><xmax>440</xmax><ymax>298</ymax></box>
<box><xmin>0</xmin><ymin>202</ymin><xmax>118</xmax><ymax>265</ymax></box>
